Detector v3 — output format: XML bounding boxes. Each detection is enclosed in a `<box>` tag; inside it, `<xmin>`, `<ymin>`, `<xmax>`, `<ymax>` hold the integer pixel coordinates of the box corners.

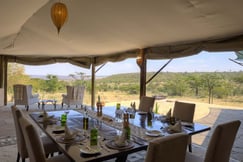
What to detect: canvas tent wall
<box><xmin>1</xmin><ymin>0</ymin><xmax>243</xmax><ymax>105</ymax></box>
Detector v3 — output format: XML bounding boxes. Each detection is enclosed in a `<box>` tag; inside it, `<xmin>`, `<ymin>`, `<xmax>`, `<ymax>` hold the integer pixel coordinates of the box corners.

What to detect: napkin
<box><xmin>42</xmin><ymin>110</ymin><xmax>54</xmax><ymax>122</ymax></box>
<box><xmin>64</xmin><ymin>125</ymin><xmax>77</xmax><ymax>140</ymax></box>
<box><xmin>166</xmin><ymin>108</ymin><xmax>172</xmax><ymax>119</ymax></box>
<box><xmin>168</xmin><ymin>121</ymin><xmax>182</xmax><ymax>133</ymax></box>
<box><xmin>130</xmin><ymin>102</ymin><xmax>136</xmax><ymax>110</ymax></box>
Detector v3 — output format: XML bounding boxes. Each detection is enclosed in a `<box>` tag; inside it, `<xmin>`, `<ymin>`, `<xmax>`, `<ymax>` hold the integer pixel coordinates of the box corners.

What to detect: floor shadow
<box><xmin>195</xmin><ymin>107</ymin><xmax>243</xmax><ymax>161</ymax></box>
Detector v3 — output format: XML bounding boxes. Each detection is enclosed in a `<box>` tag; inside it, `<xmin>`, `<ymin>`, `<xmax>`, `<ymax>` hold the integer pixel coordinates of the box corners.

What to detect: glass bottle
<box><xmin>123</xmin><ymin>113</ymin><xmax>131</xmax><ymax>140</ymax></box>
<box><xmin>90</xmin><ymin>127</ymin><xmax>98</xmax><ymax>146</ymax></box>
<box><xmin>115</xmin><ymin>103</ymin><xmax>121</xmax><ymax>121</ymax></box>
<box><xmin>83</xmin><ymin>110</ymin><xmax>89</xmax><ymax>130</ymax></box>
<box><xmin>147</xmin><ymin>109</ymin><xmax>153</xmax><ymax>127</ymax></box>
<box><xmin>96</xmin><ymin>95</ymin><xmax>102</xmax><ymax>117</ymax></box>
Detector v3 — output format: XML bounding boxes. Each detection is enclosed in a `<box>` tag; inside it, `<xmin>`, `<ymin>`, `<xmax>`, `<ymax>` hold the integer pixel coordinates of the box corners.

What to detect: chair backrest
<box><xmin>138</xmin><ymin>96</ymin><xmax>155</xmax><ymax>112</ymax></box>
<box><xmin>13</xmin><ymin>84</ymin><xmax>34</xmax><ymax>104</ymax></box>
<box><xmin>66</xmin><ymin>85</ymin><xmax>85</xmax><ymax>101</ymax></box>
<box><xmin>11</xmin><ymin>106</ymin><xmax>28</xmax><ymax>158</ymax></box>
<box><xmin>14</xmin><ymin>84</ymin><xmax>28</xmax><ymax>103</ymax></box>
<box><xmin>19</xmin><ymin>115</ymin><xmax>47</xmax><ymax>162</ymax></box>
<box><xmin>204</xmin><ymin>120</ymin><xmax>241</xmax><ymax>162</ymax></box>
<box><xmin>145</xmin><ymin>133</ymin><xmax>189</xmax><ymax>162</ymax></box>
<box><xmin>172</xmin><ymin>101</ymin><xmax>195</xmax><ymax>123</ymax></box>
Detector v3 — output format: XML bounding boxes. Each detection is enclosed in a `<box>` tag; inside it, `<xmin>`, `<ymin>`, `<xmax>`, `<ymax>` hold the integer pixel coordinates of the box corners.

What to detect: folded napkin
<box><xmin>166</xmin><ymin>108</ymin><xmax>172</xmax><ymax>119</ymax></box>
<box><xmin>64</xmin><ymin>125</ymin><xmax>77</xmax><ymax>140</ymax></box>
<box><xmin>42</xmin><ymin>110</ymin><xmax>54</xmax><ymax>122</ymax></box>
<box><xmin>168</xmin><ymin>121</ymin><xmax>182</xmax><ymax>133</ymax></box>
<box><xmin>130</xmin><ymin>102</ymin><xmax>136</xmax><ymax>109</ymax></box>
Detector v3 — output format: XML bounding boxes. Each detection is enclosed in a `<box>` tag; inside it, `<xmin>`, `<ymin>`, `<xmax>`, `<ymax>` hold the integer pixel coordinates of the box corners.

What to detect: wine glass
<box><xmin>160</xmin><ymin>115</ymin><xmax>167</xmax><ymax>130</ymax></box>
<box><xmin>64</xmin><ymin>106</ymin><xmax>70</xmax><ymax>115</ymax></box>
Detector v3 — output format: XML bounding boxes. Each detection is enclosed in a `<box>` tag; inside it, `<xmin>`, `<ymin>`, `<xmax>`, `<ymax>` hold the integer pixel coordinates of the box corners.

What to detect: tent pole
<box><xmin>137</xmin><ymin>49</ymin><xmax>146</xmax><ymax>99</ymax></box>
<box><xmin>91</xmin><ymin>63</ymin><xmax>95</xmax><ymax>110</ymax></box>
<box><xmin>146</xmin><ymin>59</ymin><xmax>173</xmax><ymax>84</ymax></box>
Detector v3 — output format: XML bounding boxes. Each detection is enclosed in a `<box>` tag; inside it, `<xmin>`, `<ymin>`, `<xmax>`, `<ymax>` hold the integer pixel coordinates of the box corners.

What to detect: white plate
<box><xmin>56</xmin><ymin>134</ymin><xmax>85</xmax><ymax>144</ymax></box>
<box><xmin>37</xmin><ymin>118</ymin><xmax>57</xmax><ymax>124</ymax></box>
<box><xmin>53</xmin><ymin>126</ymin><xmax>65</xmax><ymax>131</ymax></box>
<box><xmin>80</xmin><ymin>146</ymin><xmax>101</xmax><ymax>154</ymax></box>
<box><xmin>137</xmin><ymin>111</ymin><xmax>147</xmax><ymax>115</ymax></box>
<box><xmin>181</xmin><ymin>122</ymin><xmax>194</xmax><ymax>127</ymax></box>
<box><xmin>145</xmin><ymin>130</ymin><xmax>162</xmax><ymax>137</ymax></box>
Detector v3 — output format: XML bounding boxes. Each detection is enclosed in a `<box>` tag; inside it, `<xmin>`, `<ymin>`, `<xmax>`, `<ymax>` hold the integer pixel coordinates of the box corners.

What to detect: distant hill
<box><xmin>29</xmin><ymin>75</ymin><xmax>107</xmax><ymax>81</ymax></box>
<box><xmin>30</xmin><ymin>71</ymin><xmax>243</xmax><ymax>82</ymax></box>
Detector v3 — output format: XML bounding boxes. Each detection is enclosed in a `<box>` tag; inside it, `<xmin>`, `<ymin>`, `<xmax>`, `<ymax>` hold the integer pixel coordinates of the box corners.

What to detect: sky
<box><xmin>24</xmin><ymin>51</ymin><xmax>243</xmax><ymax>76</ymax></box>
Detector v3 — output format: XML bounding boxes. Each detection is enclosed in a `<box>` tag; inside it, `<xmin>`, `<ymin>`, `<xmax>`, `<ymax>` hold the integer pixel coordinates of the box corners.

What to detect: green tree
<box><xmin>7</xmin><ymin>63</ymin><xmax>30</xmax><ymax>94</ymax></box>
<box><xmin>163</xmin><ymin>76</ymin><xmax>187</xmax><ymax>96</ymax></box>
<box><xmin>202</xmin><ymin>73</ymin><xmax>222</xmax><ymax>104</ymax></box>
<box><xmin>45</xmin><ymin>74</ymin><xmax>59</xmax><ymax>93</ymax></box>
<box><xmin>186</xmin><ymin>73</ymin><xmax>203</xmax><ymax>97</ymax></box>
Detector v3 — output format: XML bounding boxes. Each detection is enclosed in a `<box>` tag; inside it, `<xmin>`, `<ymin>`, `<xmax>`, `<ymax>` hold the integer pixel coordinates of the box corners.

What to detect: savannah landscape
<box><xmin>7</xmin><ymin>63</ymin><xmax>243</xmax><ymax>118</ymax></box>
<box><xmin>2</xmin><ymin>63</ymin><xmax>243</xmax><ymax>161</ymax></box>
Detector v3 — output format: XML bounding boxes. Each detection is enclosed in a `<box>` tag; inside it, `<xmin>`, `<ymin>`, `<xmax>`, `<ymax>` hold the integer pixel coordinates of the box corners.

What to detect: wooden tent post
<box><xmin>136</xmin><ymin>49</ymin><xmax>146</xmax><ymax>99</ymax></box>
<box><xmin>91</xmin><ymin>63</ymin><xmax>95</xmax><ymax>109</ymax></box>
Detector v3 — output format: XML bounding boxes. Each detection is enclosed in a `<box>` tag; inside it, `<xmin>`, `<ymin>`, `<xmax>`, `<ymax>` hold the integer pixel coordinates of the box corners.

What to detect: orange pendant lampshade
<box><xmin>51</xmin><ymin>2</ymin><xmax>68</xmax><ymax>34</ymax></box>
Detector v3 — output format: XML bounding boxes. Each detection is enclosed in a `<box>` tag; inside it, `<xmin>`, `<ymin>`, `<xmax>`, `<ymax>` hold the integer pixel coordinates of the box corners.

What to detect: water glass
<box><xmin>61</xmin><ymin>114</ymin><xmax>67</xmax><ymax>125</ymax></box>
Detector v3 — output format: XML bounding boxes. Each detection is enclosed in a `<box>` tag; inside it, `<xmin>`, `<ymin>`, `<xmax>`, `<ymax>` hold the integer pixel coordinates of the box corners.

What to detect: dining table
<box><xmin>29</xmin><ymin>106</ymin><xmax>211</xmax><ymax>162</ymax></box>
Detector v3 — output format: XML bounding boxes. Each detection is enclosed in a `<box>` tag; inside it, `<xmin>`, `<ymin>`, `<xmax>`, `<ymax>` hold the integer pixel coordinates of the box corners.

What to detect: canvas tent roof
<box><xmin>1</xmin><ymin>0</ymin><xmax>243</xmax><ymax>67</ymax></box>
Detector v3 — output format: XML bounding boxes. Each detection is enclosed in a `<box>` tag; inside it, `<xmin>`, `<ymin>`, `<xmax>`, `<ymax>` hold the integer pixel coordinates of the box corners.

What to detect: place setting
<box><xmin>105</xmin><ymin>135</ymin><xmax>134</xmax><ymax>150</ymax></box>
<box><xmin>145</xmin><ymin>130</ymin><xmax>164</xmax><ymax>137</ymax></box>
<box><xmin>105</xmin><ymin>127</ymin><xmax>134</xmax><ymax>150</ymax></box>
<box><xmin>56</xmin><ymin>125</ymin><xmax>85</xmax><ymax>144</ymax></box>
<box><xmin>80</xmin><ymin>145</ymin><xmax>102</xmax><ymax>157</ymax></box>
<box><xmin>37</xmin><ymin>110</ymin><xmax>58</xmax><ymax>124</ymax></box>
<box><xmin>79</xmin><ymin>127</ymin><xmax>102</xmax><ymax>157</ymax></box>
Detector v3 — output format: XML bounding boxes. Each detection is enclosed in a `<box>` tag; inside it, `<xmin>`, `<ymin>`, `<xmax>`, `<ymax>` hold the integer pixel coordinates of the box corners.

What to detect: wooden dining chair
<box><xmin>145</xmin><ymin>133</ymin><xmax>189</xmax><ymax>162</ymax></box>
<box><xmin>11</xmin><ymin>106</ymin><xmax>60</xmax><ymax>162</ymax></box>
<box><xmin>186</xmin><ymin>120</ymin><xmax>241</xmax><ymax>162</ymax></box>
<box><xmin>18</xmin><ymin>115</ymin><xmax>71</xmax><ymax>162</ymax></box>
<box><xmin>173</xmin><ymin>101</ymin><xmax>195</xmax><ymax>123</ymax></box>
<box><xmin>172</xmin><ymin>101</ymin><xmax>196</xmax><ymax>152</ymax></box>
<box><xmin>138</xmin><ymin>96</ymin><xmax>155</xmax><ymax>112</ymax></box>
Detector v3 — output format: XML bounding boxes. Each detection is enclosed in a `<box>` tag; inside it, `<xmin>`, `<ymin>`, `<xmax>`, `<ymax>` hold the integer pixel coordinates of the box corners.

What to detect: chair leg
<box><xmin>16</xmin><ymin>152</ymin><xmax>20</xmax><ymax>162</ymax></box>
<box><xmin>26</xmin><ymin>105</ymin><xmax>29</xmax><ymax>111</ymax></box>
<box><xmin>61</xmin><ymin>102</ymin><xmax>63</xmax><ymax>108</ymax></box>
<box><xmin>188</xmin><ymin>144</ymin><xmax>192</xmax><ymax>152</ymax></box>
<box><xmin>21</xmin><ymin>158</ymin><xmax>25</xmax><ymax>162</ymax></box>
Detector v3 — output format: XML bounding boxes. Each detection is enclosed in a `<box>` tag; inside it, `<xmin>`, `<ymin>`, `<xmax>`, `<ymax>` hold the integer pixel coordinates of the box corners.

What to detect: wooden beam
<box><xmin>91</xmin><ymin>63</ymin><xmax>95</xmax><ymax>109</ymax></box>
<box><xmin>136</xmin><ymin>49</ymin><xmax>146</xmax><ymax>99</ymax></box>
